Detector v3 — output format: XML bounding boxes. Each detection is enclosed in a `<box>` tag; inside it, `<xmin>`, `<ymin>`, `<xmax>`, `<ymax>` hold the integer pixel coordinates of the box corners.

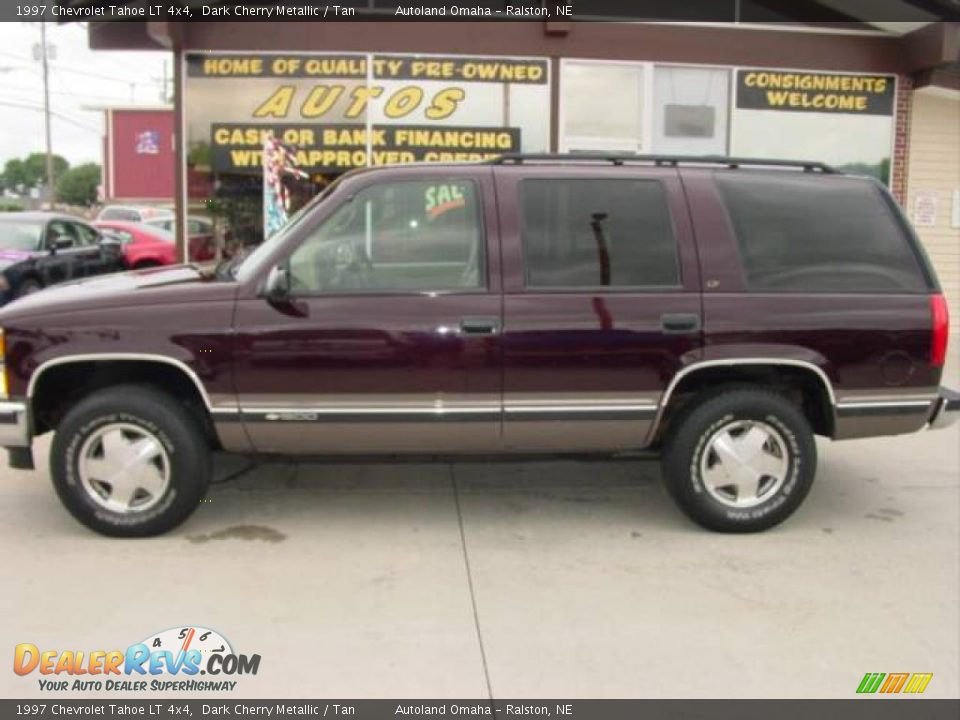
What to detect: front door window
<box><xmin>287</xmin><ymin>179</ymin><xmax>484</xmax><ymax>294</ymax></box>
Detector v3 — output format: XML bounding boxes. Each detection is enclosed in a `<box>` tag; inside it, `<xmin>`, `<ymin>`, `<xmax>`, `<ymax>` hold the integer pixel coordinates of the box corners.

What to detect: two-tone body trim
<box><xmin>215</xmin><ymin>406</ymin><xmax>500</xmax><ymax>423</ymax></box>
<box><xmin>504</xmin><ymin>402</ymin><xmax>658</xmax><ymax>422</ymax></box>
<box><xmin>0</xmin><ymin>400</ymin><xmax>30</xmax><ymax>448</ymax></box>
<box><xmin>834</xmin><ymin>399</ymin><xmax>935</xmax><ymax>417</ymax></box>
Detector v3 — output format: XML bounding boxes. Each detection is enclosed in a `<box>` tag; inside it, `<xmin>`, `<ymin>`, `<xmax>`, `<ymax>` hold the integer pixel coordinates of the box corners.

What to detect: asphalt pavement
<box><xmin>1</xmin><ymin>360</ymin><xmax>957</xmax><ymax>700</ymax></box>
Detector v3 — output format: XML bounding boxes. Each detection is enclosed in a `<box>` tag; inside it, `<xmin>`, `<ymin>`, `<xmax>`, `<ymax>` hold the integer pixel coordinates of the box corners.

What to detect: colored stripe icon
<box><xmin>857</xmin><ymin>672</ymin><xmax>933</xmax><ymax>694</ymax></box>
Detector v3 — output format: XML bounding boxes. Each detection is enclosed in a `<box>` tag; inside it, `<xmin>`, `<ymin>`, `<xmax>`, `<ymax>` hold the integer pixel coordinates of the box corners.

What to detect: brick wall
<box><xmin>891</xmin><ymin>74</ymin><xmax>913</xmax><ymax>205</ymax></box>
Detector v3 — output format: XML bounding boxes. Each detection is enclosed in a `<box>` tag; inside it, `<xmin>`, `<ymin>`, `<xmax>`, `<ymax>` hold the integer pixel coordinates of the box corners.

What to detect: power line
<box><xmin>0</xmin><ymin>83</ymin><xmax>140</xmax><ymax>104</ymax></box>
<box><xmin>0</xmin><ymin>50</ymin><xmax>157</xmax><ymax>87</ymax></box>
<box><xmin>0</xmin><ymin>99</ymin><xmax>102</xmax><ymax>135</ymax></box>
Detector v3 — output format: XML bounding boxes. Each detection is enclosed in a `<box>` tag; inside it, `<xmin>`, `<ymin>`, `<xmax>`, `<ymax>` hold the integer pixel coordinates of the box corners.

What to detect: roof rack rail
<box><xmin>488</xmin><ymin>153</ymin><xmax>839</xmax><ymax>174</ymax></box>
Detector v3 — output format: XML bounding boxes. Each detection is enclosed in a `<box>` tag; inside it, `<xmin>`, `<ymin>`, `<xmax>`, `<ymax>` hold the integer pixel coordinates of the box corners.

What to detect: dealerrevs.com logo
<box><xmin>14</xmin><ymin>626</ymin><xmax>261</xmax><ymax>693</ymax></box>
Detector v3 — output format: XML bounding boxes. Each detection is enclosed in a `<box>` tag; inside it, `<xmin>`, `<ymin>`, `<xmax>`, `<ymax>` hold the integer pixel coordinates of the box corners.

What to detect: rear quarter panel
<box><xmin>682</xmin><ymin>168</ymin><xmax>940</xmax><ymax>439</ymax></box>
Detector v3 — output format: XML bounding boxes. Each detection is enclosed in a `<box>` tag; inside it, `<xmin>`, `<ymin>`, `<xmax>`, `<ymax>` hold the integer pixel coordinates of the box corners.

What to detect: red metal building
<box><xmin>98</xmin><ymin>106</ymin><xmax>175</xmax><ymax>204</ymax></box>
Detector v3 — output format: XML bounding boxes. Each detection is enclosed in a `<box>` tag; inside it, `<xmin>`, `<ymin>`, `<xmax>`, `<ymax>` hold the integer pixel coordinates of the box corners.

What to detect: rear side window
<box><xmin>717</xmin><ymin>174</ymin><xmax>928</xmax><ymax>293</ymax></box>
<box><xmin>520</xmin><ymin>178</ymin><xmax>679</xmax><ymax>289</ymax></box>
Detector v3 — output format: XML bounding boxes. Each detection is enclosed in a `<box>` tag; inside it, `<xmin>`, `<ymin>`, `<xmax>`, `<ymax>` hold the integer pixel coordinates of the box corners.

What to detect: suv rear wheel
<box><xmin>50</xmin><ymin>385</ymin><xmax>211</xmax><ymax>537</ymax></box>
<box><xmin>661</xmin><ymin>387</ymin><xmax>817</xmax><ymax>532</ymax></box>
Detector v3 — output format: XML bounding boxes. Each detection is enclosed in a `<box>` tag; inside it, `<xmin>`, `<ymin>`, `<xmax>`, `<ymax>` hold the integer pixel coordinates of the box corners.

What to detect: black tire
<box><xmin>661</xmin><ymin>387</ymin><xmax>817</xmax><ymax>533</ymax></box>
<box><xmin>17</xmin><ymin>278</ymin><xmax>43</xmax><ymax>297</ymax></box>
<box><xmin>50</xmin><ymin>385</ymin><xmax>211</xmax><ymax>537</ymax></box>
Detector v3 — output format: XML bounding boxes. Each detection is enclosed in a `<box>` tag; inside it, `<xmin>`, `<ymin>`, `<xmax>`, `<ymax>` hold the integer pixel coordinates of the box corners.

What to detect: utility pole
<box><xmin>39</xmin><ymin>23</ymin><xmax>54</xmax><ymax>208</ymax></box>
<box><xmin>151</xmin><ymin>61</ymin><xmax>172</xmax><ymax>104</ymax></box>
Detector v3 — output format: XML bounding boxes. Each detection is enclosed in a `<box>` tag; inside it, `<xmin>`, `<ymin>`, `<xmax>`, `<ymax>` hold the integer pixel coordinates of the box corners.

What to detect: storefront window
<box><xmin>184</xmin><ymin>52</ymin><xmax>550</xmax><ymax>254</ymax></box>
<box><xmin>653</xmin><ymin>66</ymin><xmax>730</xmax><ymax>155</ymax></box>
<box><xmin>730</xmin><ymin>68</ymin><xmax>895</xmax><ymax>183</ymax></box>
<box><xmin>561</xmin><ymin>61</ymin><xmax>644</xmax><ymax>153</ymax></box>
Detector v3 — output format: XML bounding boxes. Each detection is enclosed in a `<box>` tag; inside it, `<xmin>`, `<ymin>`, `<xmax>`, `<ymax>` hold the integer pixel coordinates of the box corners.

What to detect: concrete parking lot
<box><xmin>2</xmin><ymin>362</ymin><xmax>958</xmax><ymax>700</ymax></box>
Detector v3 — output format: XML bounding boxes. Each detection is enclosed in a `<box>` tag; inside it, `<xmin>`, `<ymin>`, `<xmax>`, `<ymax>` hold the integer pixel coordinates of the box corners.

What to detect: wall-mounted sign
<box><xmin>664</xmin><ymin>104</ymin><xmax>715</xmax><ymax>138</ymax></box>
<box><xmin>731</xmin><ymin>68</ymin><xmax>895</xmax><ymax>183</ymax></box>
<box><xmin>185</xmin><ymin>51</ymin><xmax>549</xmax><ymax>177</ymax></box>
<box><xmin>913</xmin><ymin>189</ymin><xmax>939</xmax><ymax>227</ymax></box>
<box><xmin>211</xmin><ymin>123</ymin><xmax>521</xmax><ymax>172</ymax></box>
<box><xmin>188</xmin><ymin>54</ymin><xmax>548</xmax><ymax>84</ymax></box>
<box><xmin>736</xmin><ymin>70</ymin><xmax>895</xmax><ymax>116</ymax></box>
<box><xmin>135</xmin><ymin>130</ymin><xmax>160</xmax><ymax>155</ymax></box>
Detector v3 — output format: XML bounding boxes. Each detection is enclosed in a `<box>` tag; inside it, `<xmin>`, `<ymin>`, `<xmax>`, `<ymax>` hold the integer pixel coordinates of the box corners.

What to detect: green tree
<box><xmin>2</xmin><ymin>158</ymin><xmax>29</xmax><ymax>193</ymax></box>
<box><xmin>55</xmin><ymin>163</ymin><xmax>101</xmax><ymax>206</ymax></box>
<box><xmin>2</xmin><ymin>153</ymin><xmax>70</xmax><ymax>193</ymax></box>
<box><xmin>23</xmin><ymin>152</ymin><xmax>69</xmax><ymax>189</ymax></box>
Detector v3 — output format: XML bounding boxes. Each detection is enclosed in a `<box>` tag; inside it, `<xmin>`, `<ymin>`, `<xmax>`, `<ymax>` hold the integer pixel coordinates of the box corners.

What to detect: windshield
<box><xmin>0</xmin><ymin>220</ymin><xmax>43</xmax><ymax>252</ymax></box>
<box><xmin>233</xmin><ymin>181</ymin><xmax>342</xmax><ymax>283</ymax></box>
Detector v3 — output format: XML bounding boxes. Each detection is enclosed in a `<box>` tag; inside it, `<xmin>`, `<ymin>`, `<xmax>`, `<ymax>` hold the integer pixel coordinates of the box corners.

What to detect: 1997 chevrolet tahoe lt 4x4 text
<box><xmin>0</xmin><ymin>155</ymin><xmax>957</xmax><ymax>536</ymax></box>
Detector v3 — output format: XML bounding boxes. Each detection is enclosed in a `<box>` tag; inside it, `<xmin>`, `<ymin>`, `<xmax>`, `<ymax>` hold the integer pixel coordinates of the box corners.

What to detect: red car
<box><xmin>93</xmin><ymin>221</ymin><xmax>177</xmax><ymax>269</ymax></box>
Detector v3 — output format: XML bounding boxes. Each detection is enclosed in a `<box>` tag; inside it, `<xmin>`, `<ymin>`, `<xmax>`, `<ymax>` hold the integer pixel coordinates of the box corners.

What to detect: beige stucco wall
<box><xmin>906</xmin><ymin>89</ymin><xmax>960</xmax><ymax>329</ymax></box>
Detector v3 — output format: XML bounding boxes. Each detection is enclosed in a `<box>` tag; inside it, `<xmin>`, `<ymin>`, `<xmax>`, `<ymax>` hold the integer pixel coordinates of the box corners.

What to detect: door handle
<box><xmin>661</xmin><ymin>313</ymin><xmax>701</xmax><ymax>334</ymax></box>
<box><xmin>459</xmin><ymin>317</ymin><xmax>500</xmax><ymax>336</ymax></box>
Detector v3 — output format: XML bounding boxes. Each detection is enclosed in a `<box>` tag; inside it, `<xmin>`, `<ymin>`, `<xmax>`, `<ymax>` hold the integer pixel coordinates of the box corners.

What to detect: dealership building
<box><xmin>83</xmin><ymin>14</ymin><xmax>960</xmax><ymax>323</ymax></box>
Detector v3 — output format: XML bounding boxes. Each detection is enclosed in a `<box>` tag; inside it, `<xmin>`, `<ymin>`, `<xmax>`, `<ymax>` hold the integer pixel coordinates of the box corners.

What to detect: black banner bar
<box><xmin>15</xmin><ymin>0</ymin><xmax>959</xmax><ymax>24</ymax></box>
<box><xmin>210</xmin><ymin>123</ymin><xmax>522</xmax><ymax>171</ymax></box>
<box><xmin>188</xmin><ymin>54</ymin><xmax>548</xmax><ymax>84</ymax></box>
<box><xmin>2</xmin><ymin>699</ymin><xmax>959</xmax><ymax>719</ymax></box>
<box><xmin>736</xmin><ymin>69</ymin><xmax>896</xmax><ymax>116</ymax></box>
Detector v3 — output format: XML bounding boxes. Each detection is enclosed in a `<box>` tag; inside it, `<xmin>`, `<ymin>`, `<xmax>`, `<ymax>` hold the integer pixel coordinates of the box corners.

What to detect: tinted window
<box><xmin>717</xmin><ymin>174</ymin><xmax>928</xmax><ymax>293</ymax></box>
<box><xmin>288</xmin><ymin>179</ymin><xmax>484</xmax><ymax>294</ymax></box>
<box><xmin>100</xmin><ymin>207</ymin><xmax>141</xmax><ymax>222</ymax></box>
<box><xmin>520</xmin><ymin>178</ymin><xmax>679</xmax><ymax>288</ymax></box>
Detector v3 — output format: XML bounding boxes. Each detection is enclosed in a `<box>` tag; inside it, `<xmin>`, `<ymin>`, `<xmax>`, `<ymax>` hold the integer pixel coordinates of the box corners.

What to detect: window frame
<box><xmin>517</xmin><ymin>176</ymin><xmax>684</xmax><ymax>294</ymax></box>
<box><xmin>558</xmin><ymin>59</ymin><xmax>649</xmax><ymax>155</ymax></box>
<box><xmin>284</xmin><ymin>176</ymin><xmax>490</xmax><ymax>298</ymax></box>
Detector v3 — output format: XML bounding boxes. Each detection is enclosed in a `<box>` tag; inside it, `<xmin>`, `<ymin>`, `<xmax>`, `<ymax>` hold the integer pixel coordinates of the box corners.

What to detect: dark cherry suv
<box><xmin>0</xmin><ymin>155</ymin><xmax>956</xmax><ymax>536</ymax></box>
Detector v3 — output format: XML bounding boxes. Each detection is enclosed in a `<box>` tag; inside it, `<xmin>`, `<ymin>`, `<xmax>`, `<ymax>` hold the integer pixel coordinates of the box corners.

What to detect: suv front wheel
<box><xmin>662</xmin><ymin>387</ymin><xmax>817</xmax><ymax>532</ymax></box>
<box><xmin>50</xmin><ymin>385</ymin><xmax>211</xmax><ymax>537</ymax></box>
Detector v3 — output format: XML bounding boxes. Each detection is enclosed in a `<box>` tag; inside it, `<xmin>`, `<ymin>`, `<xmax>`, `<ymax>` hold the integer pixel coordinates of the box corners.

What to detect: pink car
<box><xmin>94</xmin><ymin>221</ymin><xmax>176</xmax><ymax>269</ymax></box>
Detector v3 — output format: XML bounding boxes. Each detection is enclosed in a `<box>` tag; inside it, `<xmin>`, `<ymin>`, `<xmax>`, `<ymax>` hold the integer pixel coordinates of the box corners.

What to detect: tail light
<box><xmin>931</xmin><ymin>293</ymin><xmax>949</xmax><ymax>367</ymax></box>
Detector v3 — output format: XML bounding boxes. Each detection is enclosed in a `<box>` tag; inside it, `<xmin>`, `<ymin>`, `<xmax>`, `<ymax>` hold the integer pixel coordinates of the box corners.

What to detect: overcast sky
<box><xmin>0</xmin><ymin>22</ymin><xmax>170</xmax><ymax>168</ymax></box>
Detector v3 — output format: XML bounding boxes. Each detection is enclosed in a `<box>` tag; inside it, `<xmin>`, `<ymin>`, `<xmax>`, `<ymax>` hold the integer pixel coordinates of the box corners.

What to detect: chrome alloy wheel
<box><xmin>699</xmin><ymin>419</ymin><xmax>789</xmax><ymax>508</ymax></box>
<box><xmin>77</xmin><ymin>423</ymin><xmax>171</xmax><ymax>514</ymax></box>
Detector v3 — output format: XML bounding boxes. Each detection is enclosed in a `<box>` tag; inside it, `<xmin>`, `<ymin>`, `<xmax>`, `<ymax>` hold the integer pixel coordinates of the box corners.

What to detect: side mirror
<box><xmin>49</xmin><ymin>235</ymin><xmax>72</xmax><ymax>252</ymax></box>
<box><xmin>263</xmin><ymin>264</ymin><xmax>290</xmax><ymax>302</ymax></box>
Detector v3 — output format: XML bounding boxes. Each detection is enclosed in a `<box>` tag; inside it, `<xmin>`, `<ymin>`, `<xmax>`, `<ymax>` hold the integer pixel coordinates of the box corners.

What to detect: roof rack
<box><xmin>489</xmin><ymin>153</ymin><xmax>839</xmax><ymax>174</ymax></box>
